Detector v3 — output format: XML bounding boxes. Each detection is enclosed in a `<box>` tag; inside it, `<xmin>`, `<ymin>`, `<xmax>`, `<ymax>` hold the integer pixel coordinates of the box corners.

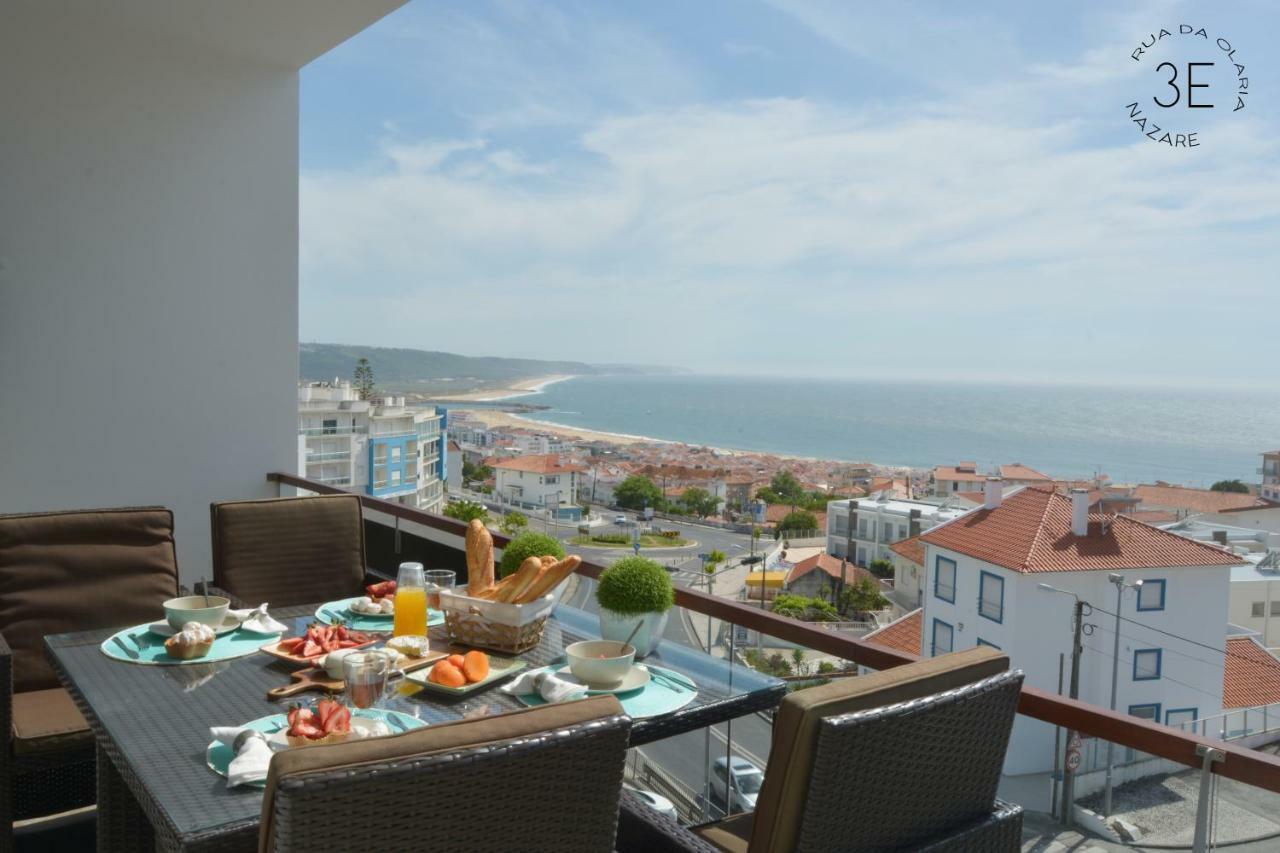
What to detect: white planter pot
<box><xmin>598</xmin><ymin>607</ymin><xmax>669</xmax><ymax>659</ymax></box>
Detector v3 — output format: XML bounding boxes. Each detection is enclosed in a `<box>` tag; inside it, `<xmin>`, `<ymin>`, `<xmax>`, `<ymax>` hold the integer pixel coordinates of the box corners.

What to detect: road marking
<box><xmin>707</xmin><ymin>723</ymin><xmax>769</xmax><ymax>770</ymax></box>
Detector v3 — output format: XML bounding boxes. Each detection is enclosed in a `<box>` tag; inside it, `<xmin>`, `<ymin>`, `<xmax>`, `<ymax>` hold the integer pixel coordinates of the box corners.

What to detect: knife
<box><xmin>113</xmin><ymin>635</ymin><xmax>139</xmax><ymax>660</ymax></box>
<box><xmin>386</xmin><ymin>714</ymin><xmax>408</xmax><ymax>732</ymax></box>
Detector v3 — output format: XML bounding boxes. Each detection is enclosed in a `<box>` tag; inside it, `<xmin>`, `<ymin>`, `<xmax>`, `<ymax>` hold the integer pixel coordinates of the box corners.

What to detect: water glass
<box><xmin>343</xmin><ymin>651</ymin><xmax>390</xmax><ymax>710</ymax></box>
<box><xmin>424</xmin><ymin>569</ymin><xmax>456</xmax><ymax>610</ymax></box>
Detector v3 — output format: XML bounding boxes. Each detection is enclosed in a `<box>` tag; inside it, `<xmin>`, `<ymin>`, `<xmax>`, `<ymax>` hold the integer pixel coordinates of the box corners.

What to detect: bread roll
<box><xmin>518</xmin><ymin>555</ymin><xmax>582</xmax><ymax>603</ymax></box>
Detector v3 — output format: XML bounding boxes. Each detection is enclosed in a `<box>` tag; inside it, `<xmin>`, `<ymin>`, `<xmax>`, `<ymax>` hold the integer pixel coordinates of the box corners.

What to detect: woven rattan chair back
<box><xmin>264</xmin><ymin>711</ymin><xmax>632</xmax><ymax>853</ymax></box>
<box><xmin>210</xmin><ymin>495</ymin><xmax>365</xmax><ymax>607</ymax></box>
<box><xmin>794</xmin><ymin>669</ymin><xmax>1024</xmax><ymax>853</ymax></box>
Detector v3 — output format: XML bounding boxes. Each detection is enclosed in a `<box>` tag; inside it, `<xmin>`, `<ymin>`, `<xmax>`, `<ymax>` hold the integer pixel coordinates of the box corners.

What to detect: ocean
<box><xmin>511</xmin><ymin>374</ymin><xmax>1278</xmax><ymax>486</ymax></box>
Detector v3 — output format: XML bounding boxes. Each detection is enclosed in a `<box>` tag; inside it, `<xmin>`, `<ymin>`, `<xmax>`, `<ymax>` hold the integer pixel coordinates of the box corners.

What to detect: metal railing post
<box><xmin>1191</xmin><ymin>743</ymin><xmax>1225</xmax><ymax>853</ymax></box>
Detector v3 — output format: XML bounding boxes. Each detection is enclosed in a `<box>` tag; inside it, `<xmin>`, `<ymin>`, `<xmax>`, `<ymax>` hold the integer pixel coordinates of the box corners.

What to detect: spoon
<box><xmin>618</xmin><ymin>619</ymin><xmax>644</xmax><ymax>655</ymax></box>
<box><xmin>200</xmin><ymin>577</ymin><xmax>211</xmax><ymax>607</ymax></box>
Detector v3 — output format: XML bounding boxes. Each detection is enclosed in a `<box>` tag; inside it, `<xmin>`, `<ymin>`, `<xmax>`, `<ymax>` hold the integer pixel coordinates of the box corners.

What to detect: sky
<box><xmin>299</xmin><ymin>0</ymin><xmax>1280</xmax><ymax>388</ymax></box>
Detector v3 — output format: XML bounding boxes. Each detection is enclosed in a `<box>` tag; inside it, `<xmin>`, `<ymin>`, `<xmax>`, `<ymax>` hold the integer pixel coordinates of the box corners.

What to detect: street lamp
<box><xmin>1037</xmin><ymin>582</ymin><xmax>1094</xmax><ymax>827</ymax></box>
<box><xmin>1103</xmin><ymin>574</ymin><xmax>1142</xmax><ymax>819</ymax></box>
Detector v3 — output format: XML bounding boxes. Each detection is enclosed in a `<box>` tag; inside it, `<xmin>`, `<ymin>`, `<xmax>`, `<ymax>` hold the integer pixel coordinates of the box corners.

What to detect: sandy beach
<box><xmin>428</xmin><ymin>374</ymin><xmax>577</xmax><ymax>402</ymax></box>
<box><xmin>449</xmin><ymin>407</ymin><xmax>654</xmax><ymax>447</ymax></box>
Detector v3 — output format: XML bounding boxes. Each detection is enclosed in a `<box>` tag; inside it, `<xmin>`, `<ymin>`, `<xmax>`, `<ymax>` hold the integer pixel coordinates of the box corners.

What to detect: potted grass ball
<box><xmin>498</xmin><ymin>530</ymin><xmax>566</xmax><ymax>577</ymax></box>
<box><xmin>595</xmin><ymin>556</ymin><xmax>675</xmax><ymax>658</ymax></box>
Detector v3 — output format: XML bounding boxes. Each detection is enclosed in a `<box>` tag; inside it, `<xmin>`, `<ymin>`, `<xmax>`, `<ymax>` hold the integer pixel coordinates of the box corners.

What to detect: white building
<box><xmin>918</xmin><ymin>483</ymin><xmax>1244</xmax><ymax>798</ymax></box>
<box><xmin>932</xmin><ymin>462</ymin><xmax>1053</xmax><ymax>496</ymax></box>
<box><xmin>492</xmin><ymin>455</ymin><xmax>586</xmax><ymax>521</ymax></box>
<box><xmin>1261</xmin><ymin>450</ymin><xmax>1280</xmax><ymax>503</ymax></box>
<box><xmin>826</xmin><ymin>494</ymin><xmax>972</xmax><ymax>567</ymax></box>
<box><xmin>298</xmin><ymin>381</ymin><xmax>446</xmax><ymax>513</ymax></box>
<box><xmin>446</xmin><ymin>440</ymin><xmax>463</xmax><ymax>496</ymax></box>
<box><xmin>512</xmin><ymin>433</ymin><xmax>575</xmax><ymax>456</ymax></box>
<box><xmin>1227</xmin><ymin>553</ymin><xmax>1280</xmax><ymax>649</ymax></box>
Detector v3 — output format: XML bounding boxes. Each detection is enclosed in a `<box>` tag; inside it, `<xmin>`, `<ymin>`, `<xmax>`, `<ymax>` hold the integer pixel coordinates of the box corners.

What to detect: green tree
<box><xmin>754</xmin><ymin>486</ymin><xmax>782</xmax><ymax>505</ymax></box>
<box><xmin>615</xmin><ymin>475</ymin><xmax>663</xmax><ymax>510</ymax></box>
<box><xmin>705</xmin><ymin>549</ymin><xmax>727</xmax><ymax>572</ymax></box>
<box><xmin>772</xmin><ymin>594</ymin><xmax>837</xmax><ymax>622</ymax></box>
<box><xmin>462</xmin><ymin>459</ymin><xmax>493</xmax><ymax>485</ymax></box>
<box><xmin>352</xmin><ymin>357</ymin><xmax>376</xmax><ymax>400</ymax></box>
<box><xmin>443</xmin><ymin>500</ymin><xmax>489</xmax><ymax>524</ymax></box>
<box><xmin>680</xmin><ymin>487</ymin><xmax>722</xmax><ymax>518</ymax></box>
<box><xmin>500</xmin><ymin>511</ymin><xmax>528</xmax><ymax>536</ymax></box>
<box><xmin>778</xmin><ymin>510</ymin><xmax>819</xmax><ymax>534</ymax></box>
<box><xmin>839</xmin><ymin>576</ymin><xmax>890</xmax><ymax>618</ymax></box>
<box><xmin>1211</xmin><ymin>479</ymin><xmax>1250</xmax><ymax>494</ymax></box>
<box><xmin>867</xmin><ymin>558</ymin><xmax>895</xmax><ymax>579</ymax></box>
<box><xmin>791</xmin><ymin>647</ymin><xmax>807</xmax><ymax>676</ymax></box>
<box><xmin>770</xmin><ymin>470</ymin><xmax>805</xmax><ymax>503</ymax></box>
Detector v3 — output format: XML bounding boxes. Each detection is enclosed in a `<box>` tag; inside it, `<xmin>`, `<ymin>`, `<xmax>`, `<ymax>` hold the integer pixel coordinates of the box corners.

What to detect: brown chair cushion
<box><xmin>211</xmin><ymin>495</ymin><xmax>365</xmax><ymax>608</ymax></box>
<box><xmin>259</xmin><ymin>695</ymin><xmax>625</xmax><ymax>853</ymax></box>
<box><xmin>692</xmin><ymin>812</ymin><xmax>753</xmax><ymax>853</ymax></box>
<box><xmin>11</xmin><ymin>687</ymin><xmax>92</xmax><ymax>757</ymax></box>
<box><xmin>749</xmin><ymin>647</ymin><xmax>1008</xmax><ymax>853</ymax></box>
<box><xmin>0</xmin><ymin>507</ymin><xmax>180</xmax><ymax>692</ymax></box>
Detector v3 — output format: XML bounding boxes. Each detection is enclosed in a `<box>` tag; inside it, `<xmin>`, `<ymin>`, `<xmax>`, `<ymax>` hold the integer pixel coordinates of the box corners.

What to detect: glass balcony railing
<box><xmin>306</xmin><ymin>451</ymin><xmax>351</xmax><ymax>462</ymax></box>
<box><xmin>267</xmin><ymin>469</ymin><xmax>1280</xmax><ymax>845</ymax></box>
<box><xmin>313</xmin><ymin>475</ymin><xmax>352</xmax><ymax>486</ymax></box>
<box><xmin>299</xmin><ymin>426</ymin><xmax>366</xmax><ymax>436</ymax></box>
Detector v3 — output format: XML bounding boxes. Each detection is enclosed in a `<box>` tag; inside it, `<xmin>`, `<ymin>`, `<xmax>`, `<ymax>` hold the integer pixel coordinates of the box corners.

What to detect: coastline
<box><xmin>432</xmin><ymin>374</ymin><xmax>577</xmax><ymax>403</ymax></box>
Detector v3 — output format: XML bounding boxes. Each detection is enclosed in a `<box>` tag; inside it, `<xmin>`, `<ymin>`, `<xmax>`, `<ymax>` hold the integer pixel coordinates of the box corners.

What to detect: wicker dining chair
<box><xmin>618</xmin><ymin>647</ymin><xmax>1024</xmax><ymax>853</ymax></box>
<box><xmin>259</xmin><ymin>696</ymin><xmax>632</xmax><ymax>853</ymax></box>
<box><xmin>0</xmin><ymin>506</ymin><xmax>181</xmax><ymax>852</ymax></box>
<box><xmin>209</xmin><ymin>495</ymin><xmax>372</xmax><ymax>608</ymax></box>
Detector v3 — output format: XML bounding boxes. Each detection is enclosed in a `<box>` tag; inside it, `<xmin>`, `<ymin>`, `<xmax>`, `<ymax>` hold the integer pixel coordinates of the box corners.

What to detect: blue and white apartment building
<box><xmin>298</xmin><ymin>380</ymin><xmax>446</xmax><ymax>513</ymax></box>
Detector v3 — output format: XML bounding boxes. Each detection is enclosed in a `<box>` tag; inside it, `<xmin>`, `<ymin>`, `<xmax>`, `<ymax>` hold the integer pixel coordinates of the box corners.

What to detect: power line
<box><xmin>1080</xmin><ymin>643</ymin><xmax>1225</xmax><ymax>705</ymax></box>
<box><xmin>1089</xmin><ymin>603</ymin><xmax>1262</xmax><ymax>669</ymax></box>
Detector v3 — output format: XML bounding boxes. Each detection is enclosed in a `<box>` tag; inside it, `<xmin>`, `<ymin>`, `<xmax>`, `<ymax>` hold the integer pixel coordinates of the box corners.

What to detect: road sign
<box><xmin>1065</xmin><ymin>749</ymin><xmax>1082</xmax><ymax>773</ymax></box>
<box><xmin>698</xmin><ymin>552</ymin><xmax>710</xmax><ymax>561</ymax></box>
<box><xmin>1067</xmin><ymin>733</ymin><xmax>1082</xmax><ymax>752</ymax></box>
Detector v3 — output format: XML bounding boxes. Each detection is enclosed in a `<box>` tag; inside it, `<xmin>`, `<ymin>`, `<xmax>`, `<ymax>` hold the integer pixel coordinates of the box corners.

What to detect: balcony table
<box><xmin>45</xmin><ymin>600</ymin><xmax>783</xmax><ymax>852</ymax></box>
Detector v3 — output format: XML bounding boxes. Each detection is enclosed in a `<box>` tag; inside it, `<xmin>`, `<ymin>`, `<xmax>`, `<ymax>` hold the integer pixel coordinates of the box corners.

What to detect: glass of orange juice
<box><xmin>394</xmin><ymin>562</ymin><xmax>427</xmax><ymax>637</ymax></box>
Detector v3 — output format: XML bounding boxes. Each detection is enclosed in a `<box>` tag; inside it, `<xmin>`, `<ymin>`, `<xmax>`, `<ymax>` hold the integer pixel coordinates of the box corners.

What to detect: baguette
<box><xmin>517</xmin><ymin>555</ymin><xmax>581</xmax><ymax>603</ymax></box>
<box><xmin>466</xmin><ymin>519</ymin><xmax>494</xmax><ymax>596</ymax></box>
<box><xmin>497</xmin><ymin>556</ymin><xmax>543</xmax><ymax>603</ymax></box>
<box><xmin>474</xmin><ymin>573</ymin><xmax>518</xmax><ymax>600</ymax></box>
<box><xmin>540</xmin><ymin>554</ymin><xmax>558</xmax><ymax>567</ymax></box>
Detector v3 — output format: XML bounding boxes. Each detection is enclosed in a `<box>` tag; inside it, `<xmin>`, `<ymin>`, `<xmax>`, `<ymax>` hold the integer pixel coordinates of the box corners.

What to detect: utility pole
<box><xmin>1104</xmin><ymin>574</ymin><xmax>1142</xmax><ymax>818</ymax></box>
<box><xmin>1061</xmin><ymin>597</ymin><xmax>1085</xmax><ymax>825</ymax></box>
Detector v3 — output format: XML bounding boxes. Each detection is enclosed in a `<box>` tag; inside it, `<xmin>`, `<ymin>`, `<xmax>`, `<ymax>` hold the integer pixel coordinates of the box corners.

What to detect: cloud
<box><xmin>300</xmin><ymin>2</ymin><xmax>1280</xmax><ymax>384</ymax></box>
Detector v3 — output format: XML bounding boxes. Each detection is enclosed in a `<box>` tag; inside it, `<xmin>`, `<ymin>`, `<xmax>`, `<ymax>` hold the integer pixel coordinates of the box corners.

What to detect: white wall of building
<box><xmin>0</xmin><ymin>2</ymin><xmax>403</xmax><ymax>584</ymax></box>
<box><xmin>496</xmin><ymin>469</ymin><xmax>581</xmax><ymax>508</ymax></box>
<box><xmin>922</xmin><ymin>545</ymin><xmax>1231</xmax><ymax>777</ymax></box>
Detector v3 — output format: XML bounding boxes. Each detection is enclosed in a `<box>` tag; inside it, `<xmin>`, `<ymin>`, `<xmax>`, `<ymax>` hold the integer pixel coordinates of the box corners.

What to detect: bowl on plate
<box><xmin>163</xmin><ymin>595</ymin><xmax>230</xmax><ymax>632</ymax></box>
<box><xmin>565</xmin><ymin>640</ymin><xmax>635</xmax><ymax>687</ymax></box>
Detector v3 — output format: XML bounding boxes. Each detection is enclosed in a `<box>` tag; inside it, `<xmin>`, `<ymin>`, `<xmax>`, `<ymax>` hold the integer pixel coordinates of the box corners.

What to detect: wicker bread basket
<box><xmin>439</xmin><ymin>589</ymin><xmax>556</xmax><ymax>654</ymax></box>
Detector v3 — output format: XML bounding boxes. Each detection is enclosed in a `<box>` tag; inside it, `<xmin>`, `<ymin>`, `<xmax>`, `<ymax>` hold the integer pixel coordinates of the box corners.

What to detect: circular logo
<box><xmin>1125</xmin><ymin>25</ymin><xmax>1250</xmax><ymax>148</ymax></box>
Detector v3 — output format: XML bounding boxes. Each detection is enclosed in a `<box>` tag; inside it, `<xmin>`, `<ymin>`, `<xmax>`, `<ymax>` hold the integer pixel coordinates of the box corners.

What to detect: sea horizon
<box><xmin>489</xmin><ymin>373</ymin><xmax>1276</xmax><ymax>488</ymax></box>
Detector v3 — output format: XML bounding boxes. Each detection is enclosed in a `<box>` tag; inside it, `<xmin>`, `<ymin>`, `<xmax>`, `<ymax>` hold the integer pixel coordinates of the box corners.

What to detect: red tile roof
<box><xmin>785</xmin><ymin>553</ymin><xmax>875</xmax><ymax>586</ymax></box>
<box><xmin>920</xmin><ymin>487</ymin><xmax>1243</xmax><ymax>573</ymax></box>
<box><xmin>1133</xmin><ymin>483</ymin><xmax>1267</xmax><ymax>514</ymax></box>
<box><xmin>764</xmin><ymin>504</ymin><xmax>827</xmax><ymax>530</ymax></box>
<box><xmin>863</xmin><ymin>609</ymin><xmax>922</xmax><ymax>656</ymax></box>
<box><xmin>1223</xmin><ymin>637</ymin><xmax>1280</xmax><ymax>708</ymax></box>
<box><xmin>490</xmin><ymin>454</ymin><xmax>586</xmax><ymax>475</ymax></box>
<box><xmin>934</xmin><ymin>466</ymin><xmax>986</xmax><ymax>483</ymax></box>
<box><xmin>889</xmin><ymin>535</ymin><xmax>925</xmax><ymax>566</ymax></box>
<box><xmin>999</xmin><ymin>463</ymin><xmax>1053</xmax><ymax>482</ymax></box>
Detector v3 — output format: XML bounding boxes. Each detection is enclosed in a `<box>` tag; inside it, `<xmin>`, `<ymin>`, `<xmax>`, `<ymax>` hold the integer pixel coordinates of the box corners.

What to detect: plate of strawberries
<box><xmin>261</xmin><ymin>622</ymin><xmax>379</xmax><ymax>666</ymax></box>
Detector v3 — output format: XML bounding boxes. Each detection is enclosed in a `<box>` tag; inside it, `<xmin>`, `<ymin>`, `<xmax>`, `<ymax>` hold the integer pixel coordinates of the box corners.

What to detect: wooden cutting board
<box><xmin>268</xmin><ymin>650</ymin><xmax>447</xmax><ymax>700</ymax></box>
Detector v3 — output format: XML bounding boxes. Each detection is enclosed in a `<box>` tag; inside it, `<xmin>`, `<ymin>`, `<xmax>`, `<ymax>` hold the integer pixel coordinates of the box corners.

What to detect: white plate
<box><xmin>554</xmin><ymin>663</ymin><xmax>651</xmax><ymax>694</ymax></box>
<box><xmin>148</xmin><ymin>614</ymin><xmax>242</xmax><ymax>637</ymax></box>
<box><xmin>266</xmin><ymin>715</ymin><xmax>394</xmax><ymax>750</ymax></box>
<box><xmin>348</xmin><ymin>602</ymin><xmax>394</xmax><ymax>618</ymax></box>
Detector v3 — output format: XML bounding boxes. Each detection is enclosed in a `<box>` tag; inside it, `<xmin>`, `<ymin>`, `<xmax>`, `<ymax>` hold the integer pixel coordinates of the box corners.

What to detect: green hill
<box><xmin>299</xmin><ymin>343</ymin><xmax>675</xmax><ymax>394</ymax></box>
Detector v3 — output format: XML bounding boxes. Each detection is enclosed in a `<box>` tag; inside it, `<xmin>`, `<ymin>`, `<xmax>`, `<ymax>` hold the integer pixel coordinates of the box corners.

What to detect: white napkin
<box><xmin>210</xmin><ymin>726</ymin><xmax>275</xmax><ymax>787</ymax></box>
<box><xmin>502</xmin><ymin>669</ymin><xmax>588</xmax><ymax>704</ymax></box>
<box><xmin>230</xmin><ymin>604</ymin><xmax>287</xmax><ymax>635</ymax></box>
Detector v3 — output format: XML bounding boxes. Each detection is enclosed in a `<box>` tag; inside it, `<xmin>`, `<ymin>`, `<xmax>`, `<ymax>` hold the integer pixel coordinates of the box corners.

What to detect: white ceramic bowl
<box><xmin>163</xmin><ymin>595</ymin><xmax>230</xmax><ymax>632</ymax></box>
<box><xmin>565</xmin><ymin>640</ymin><xmax>635</xmax><ymax>687</ymax></box>
<box><xmin>322</xmin><ymin>647</ymin><xmax>362</xmax><ymax>679</ymax></box>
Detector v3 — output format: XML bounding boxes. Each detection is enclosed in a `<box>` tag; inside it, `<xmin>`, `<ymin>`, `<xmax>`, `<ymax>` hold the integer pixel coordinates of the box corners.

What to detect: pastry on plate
<box><xmin>286</xmin><ymin>699</ymin><xmax>353</xmax><ymax>747</ymax></box>
<box><xmin>164</xmin><ymin>622</ymin><xmax>215</xmax><ymax>659</ymax></box>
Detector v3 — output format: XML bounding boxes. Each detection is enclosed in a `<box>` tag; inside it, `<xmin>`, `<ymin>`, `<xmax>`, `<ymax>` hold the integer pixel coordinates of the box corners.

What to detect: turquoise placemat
<box><xmin>100</xmin><ymin>622</ymin><xmax>280</xmax><ymax>666</ymax></box>
<box><xmin>314</xmin><ymin>597</ymin><xmax>444</xmax><ymax>632</ymax></box>
<box><xmin>205</xmin><ymin>708</ymin><xmax>426</xmax><ymax>787</ymax></box>
<box><xmin>515</xmin><ymin>664</ymin><xmax>698</xmax><ymax>719</ymax></box>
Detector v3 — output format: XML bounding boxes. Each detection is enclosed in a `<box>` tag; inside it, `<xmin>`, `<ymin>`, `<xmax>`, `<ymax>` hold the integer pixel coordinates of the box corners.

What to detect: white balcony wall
<box><xmin>0</xmin><ymin>1</ymin><xmax>404</xmax><ymax>583</ymax></box>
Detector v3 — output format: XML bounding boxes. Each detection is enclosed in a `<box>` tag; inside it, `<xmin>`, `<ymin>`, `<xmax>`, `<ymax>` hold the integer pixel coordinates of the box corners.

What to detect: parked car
<box><xmin>710</xmin><ymin>756</ymin><xmax>763</xmax><ymax>813</ymax></box>
<box><xmin>614</xmin><ymin>514</ymin><xmax>629</xmax><ymax>525</ymax></box>
<box><xmin>623</xmin><ymin>784</ymin><xmax>678</xmax><ymax>821</ymax></box>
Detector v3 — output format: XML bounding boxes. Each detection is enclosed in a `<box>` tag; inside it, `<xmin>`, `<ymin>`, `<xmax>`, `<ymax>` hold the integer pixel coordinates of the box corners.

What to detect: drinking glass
<box><xmin>394</xmin><ymin>562</ymin><xmax>427</xmax><ymax>637</ymax></box>
<box><xmin>343</xmin><ymin>651</ymin><xmax>390</xmax><ymax>710</ymax></box>
<box><xmin>424</xmin><ymin>569</ymin><xmax>455</xmax><ymax>611</ymax></box>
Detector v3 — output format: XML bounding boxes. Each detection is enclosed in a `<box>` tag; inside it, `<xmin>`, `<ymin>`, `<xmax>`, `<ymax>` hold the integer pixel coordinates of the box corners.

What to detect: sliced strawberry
<box><xmin>337</xmin><ymin>639</ymin><xmax>358</xmax><ymax>648</ymax></box>
<box><xmin>315</xmin><ymin>699</ymin><xmax>340</xmax><ymax>726</ymax></box>
<box><xmin>293</xmin><ymin>721</ymin><xmax>324</xmax><ymax>740</ymax></box>
<box><xmin>302</xmin><ymin>640</ymin><xmax>321</xmax><ymax>658</ymax></box>
<box><xmin>278</xmin><ymin>637</ymin><xmax>304</xmax><ymax>651</ymax></box>
<box><xmin>322</xmin><ymin>705</ymin><xmax>351</xmax><ymax>735</ymax></box>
